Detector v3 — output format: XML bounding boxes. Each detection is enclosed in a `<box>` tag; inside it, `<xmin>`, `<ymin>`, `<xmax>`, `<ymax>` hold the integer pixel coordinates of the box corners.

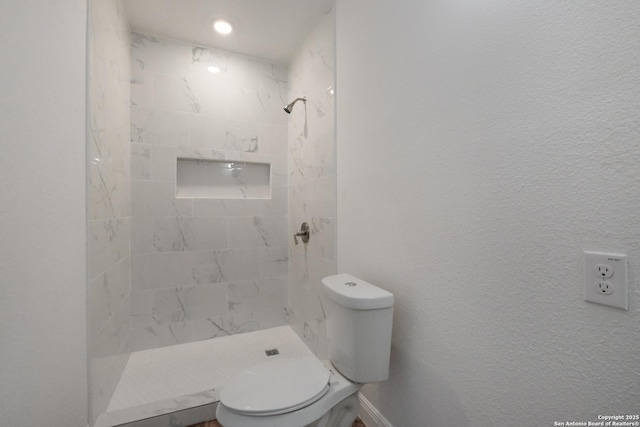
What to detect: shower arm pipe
<box><xmin>284</xmin><ymin>96</ymin><xmax>307</xmax><ymax>113</ymax></box>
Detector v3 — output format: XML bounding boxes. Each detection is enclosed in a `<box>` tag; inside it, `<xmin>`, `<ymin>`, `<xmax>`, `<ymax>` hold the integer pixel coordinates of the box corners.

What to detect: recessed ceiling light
<box><xmin>207</xmin><ymin>66</ymin><xmax>221</xmax><ymax>73</ymax></box>
<box><xmin>213</xmin><ymin>20</ymin><xmax>233</xmax><ymax>35</ymax></box>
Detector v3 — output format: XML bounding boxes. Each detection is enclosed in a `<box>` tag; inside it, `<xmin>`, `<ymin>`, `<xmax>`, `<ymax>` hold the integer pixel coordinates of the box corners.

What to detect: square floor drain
<box><xmin>265</xmin><ymin>348</ymin><xmax>279</xmax><ymax>356</ymax></box>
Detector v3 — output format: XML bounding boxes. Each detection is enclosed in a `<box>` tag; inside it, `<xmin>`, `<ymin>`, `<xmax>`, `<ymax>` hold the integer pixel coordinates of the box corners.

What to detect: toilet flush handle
<box><xmin>294</xmin><ymin>222</ymin><xmax>310</xmax><ymax>245</ymax></box>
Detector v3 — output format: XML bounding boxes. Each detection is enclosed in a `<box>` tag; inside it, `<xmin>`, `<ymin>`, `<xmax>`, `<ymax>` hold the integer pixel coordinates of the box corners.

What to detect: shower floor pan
<box><xmin>96</xmin><ymin>325</ymin><xmax>312</xmax><ymax>427</ymax></box>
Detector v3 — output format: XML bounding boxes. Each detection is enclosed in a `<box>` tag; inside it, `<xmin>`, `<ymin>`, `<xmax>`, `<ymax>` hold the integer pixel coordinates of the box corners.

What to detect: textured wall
<box><xmin>0</xmin><ymin>0</ymin><xmax>88</xmax><ymax>425</ymax></box>
<box><xmin>288</xmin><ymin>8</ymin><xmax>336</xmax><ymax>358</ymax></box>
<box><xmin>337</xmin><ymin>1</ymin><xmax>640</xmax><ymax>425</ymax></box>
<box><xmin>128</xmin><ymin>34</ymin><xmax>290</xmax><ymax>351</ymax></box>
<box><xmin>87</xmin><ymin>0</ymin><xmax>132</xmax><ymax>422</ymax></box>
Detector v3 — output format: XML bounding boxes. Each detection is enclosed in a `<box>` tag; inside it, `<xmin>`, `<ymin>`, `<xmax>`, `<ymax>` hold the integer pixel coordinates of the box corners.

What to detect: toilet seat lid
<box><xmin>220</xmin><ymin>356</ymin><xmax>331</xmax><ymax>416</ymax></box>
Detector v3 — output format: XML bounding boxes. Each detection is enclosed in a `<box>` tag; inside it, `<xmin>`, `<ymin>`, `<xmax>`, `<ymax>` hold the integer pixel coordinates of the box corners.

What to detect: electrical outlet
<box><xmin>584</xmin><ymin>251</ymin><xmax>628</xmax><ymax>310</ymax></box>
<box><xmin>595</xmin><ymin>264</ymin><xmax>613</xmax><ymax>279</ymax></box>
<box><xmin>596</xmin><ymin>281</ymin><xmax>614</xmax><ymax>295</ymax></box>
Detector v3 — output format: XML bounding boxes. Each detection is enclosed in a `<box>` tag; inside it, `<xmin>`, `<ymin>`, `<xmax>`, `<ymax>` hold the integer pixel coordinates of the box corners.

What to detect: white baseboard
<box><xmin>358</xmin><ymin>393</ymin><xmax>394</xmax><ymax>427</ymax></box>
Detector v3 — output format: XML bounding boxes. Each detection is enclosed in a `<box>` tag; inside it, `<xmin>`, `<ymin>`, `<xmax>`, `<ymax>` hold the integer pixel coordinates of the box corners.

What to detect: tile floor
<box><xmin>188</xmin><ymin>418</ymin><xmax>367</xmax><ymax>427</ymax></box>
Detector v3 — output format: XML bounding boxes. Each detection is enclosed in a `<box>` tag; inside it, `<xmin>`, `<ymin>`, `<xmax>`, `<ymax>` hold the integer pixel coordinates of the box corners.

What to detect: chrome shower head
<box><xmin>284</xmin><ymin>97</ymin><xmax>306</xmax><ymax>114</ymax></box>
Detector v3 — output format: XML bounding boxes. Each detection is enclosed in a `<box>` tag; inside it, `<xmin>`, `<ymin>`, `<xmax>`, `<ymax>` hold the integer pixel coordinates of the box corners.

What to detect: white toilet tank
<box><xmin>321</xmin><ymin>273</ymin><xmax>394</xmax><ymax>383</ymax></box>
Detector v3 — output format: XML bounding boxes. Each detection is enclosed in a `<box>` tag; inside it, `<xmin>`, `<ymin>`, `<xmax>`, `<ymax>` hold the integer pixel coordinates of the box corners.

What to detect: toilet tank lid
<box><xmin>322</xmin><ymin>274</ymin><xmax>394</xmax><ymax>310</ymax></box>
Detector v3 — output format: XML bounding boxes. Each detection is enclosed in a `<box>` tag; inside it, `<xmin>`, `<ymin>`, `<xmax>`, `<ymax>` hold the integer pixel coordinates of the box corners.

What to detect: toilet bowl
<box><xmin>216</xmin><ymin>357</ymin><xmax>361</xmax><ymax>427</ymax></box>
<box><xmin>216</xmin><ymin>274</ymin><xmax>394</xmax><ymax>427</ymax></box>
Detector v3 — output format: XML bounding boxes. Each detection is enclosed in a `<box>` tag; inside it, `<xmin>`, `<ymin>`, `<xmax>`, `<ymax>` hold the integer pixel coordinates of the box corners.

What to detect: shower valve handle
<box><xmin>294</xmin><ymin>222</ymin><xmax>310</xmax><ymax>245</ymax></box>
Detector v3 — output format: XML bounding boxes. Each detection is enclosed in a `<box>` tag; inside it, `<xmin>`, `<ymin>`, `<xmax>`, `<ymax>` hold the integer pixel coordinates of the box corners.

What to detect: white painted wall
<box><xmin>0</xmin><ymin>1</ymin><xmax>88</xmax><ymax>426</ymax></box>
<box><xmin>337</xmin><ymin>1</ymin><xmax>640</xmax><ymax>425</ymax></box>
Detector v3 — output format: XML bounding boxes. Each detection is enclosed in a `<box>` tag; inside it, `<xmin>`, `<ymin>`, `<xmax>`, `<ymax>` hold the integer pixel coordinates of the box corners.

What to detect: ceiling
<box><xmin>122</xmin><ymin>0</ymin><xmax>335</xmax><ymax>65</ymax></box>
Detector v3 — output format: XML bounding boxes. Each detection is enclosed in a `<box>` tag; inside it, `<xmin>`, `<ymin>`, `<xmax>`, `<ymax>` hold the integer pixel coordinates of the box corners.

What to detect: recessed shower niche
<box><xmin>176</xmin><ymin>158</ymin><xmax>271</xmax><ymax>199</ymax></box>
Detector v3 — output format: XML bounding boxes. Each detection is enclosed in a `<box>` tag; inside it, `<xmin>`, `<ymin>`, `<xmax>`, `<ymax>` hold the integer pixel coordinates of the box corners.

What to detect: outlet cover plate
<box><xmin>584</xmin><ymin>251</ymin><xmax>628</xmax><ymax>310</ymax></box>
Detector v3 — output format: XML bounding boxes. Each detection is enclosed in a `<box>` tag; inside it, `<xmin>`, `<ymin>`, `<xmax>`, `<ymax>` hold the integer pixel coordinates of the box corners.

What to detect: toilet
<box><xmin>216</xmin><ymin>273</ymin><xmax>394</xmax><ymax>427</ymax></box>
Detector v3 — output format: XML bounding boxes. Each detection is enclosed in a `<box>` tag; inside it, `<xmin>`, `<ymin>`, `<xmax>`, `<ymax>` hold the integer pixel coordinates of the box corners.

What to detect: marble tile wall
<box><xmin>287</xmin><ymin>8</ymin><xmax>337</xmax><ymax>358</ymax></box>
<box><xmin>128</xmin><ymin>34</ymin><xmax>290</xmax><ymax>351</ymax></box>
<box><xmin>87</xmin><ymin>0</ymin><xmax>132</xmax><ymax>424</ymax></box>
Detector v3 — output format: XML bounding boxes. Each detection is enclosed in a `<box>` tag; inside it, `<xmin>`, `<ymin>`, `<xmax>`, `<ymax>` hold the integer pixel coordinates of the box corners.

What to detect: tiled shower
<box><xmin>127</xmin><ymin>33</ymin><xmax>291</xmax><ymax>350</ymax></box>
<box><xmin>87</xmin><ymin>0</ymin><xmax>336</xmax><ymax>424</ymax></box>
